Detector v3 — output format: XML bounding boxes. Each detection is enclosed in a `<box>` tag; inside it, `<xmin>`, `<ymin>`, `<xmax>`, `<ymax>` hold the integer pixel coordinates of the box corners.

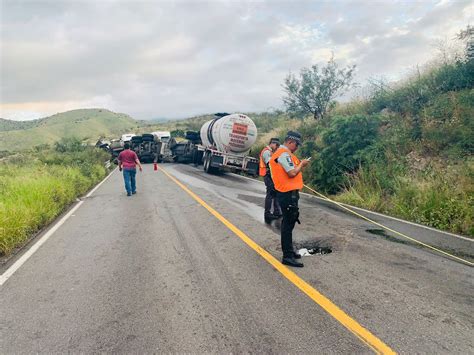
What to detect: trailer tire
<box><xmin>204</xmin><ymin>152</ymin><xmax>218</xmax><ymax>174</ymax></box>
<box><xmin>192</xmin><ymin>150</ymin><xmax>198</xmax><ymax>166</ymax></box>
<box><xmin>193</xmin><ymin>150</ymin><xmax>203</xmax><ymax>167</ymax></box>
<box><xmin>203</xmin><ymin>152</ymin><xmax>210</xmax><ymax>172</ymax></box>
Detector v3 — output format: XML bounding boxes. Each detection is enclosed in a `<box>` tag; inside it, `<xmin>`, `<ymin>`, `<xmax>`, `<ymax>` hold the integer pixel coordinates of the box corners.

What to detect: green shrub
<box><xmin>421</xmin><ymin>89</ymin><xmax>474</xmax><ymax>156</ymax></box>
<box><xmin>307</xmin><ymin>114</ymin><xmax>380</xmax><ymax>193</ymax></box>
<box><xmin>54</xmin><ymin>137</ymin><xmax>84</xmax><ymax>152</ymax></box>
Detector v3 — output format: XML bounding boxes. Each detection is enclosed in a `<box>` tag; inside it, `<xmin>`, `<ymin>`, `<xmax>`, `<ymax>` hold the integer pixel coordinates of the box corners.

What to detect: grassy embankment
<box><xmin>328</xmin><ymin>60</ymin><xmax>473</xmax><ymax>237</ymax></box>
<box><xmin>0</xmin><ymin>138</ymin><xmax>110</xmax><ymax>255</ymax></box>
<box><xmin>245</xmin><ymin>60</ymin><xmax>473</xmax><ymax>237</ymax></box>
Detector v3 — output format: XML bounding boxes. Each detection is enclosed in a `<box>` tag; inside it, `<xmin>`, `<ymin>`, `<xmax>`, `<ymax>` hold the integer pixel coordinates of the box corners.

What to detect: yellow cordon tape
<box><xmin>159</xmin><ymin>166</ymin><xmax>395</xmax><ymax>355</ymax></box>
<box><xmin>302</xmin><ymin>184</ymin><xmax>474</xmax><ymax>267</ymax></box>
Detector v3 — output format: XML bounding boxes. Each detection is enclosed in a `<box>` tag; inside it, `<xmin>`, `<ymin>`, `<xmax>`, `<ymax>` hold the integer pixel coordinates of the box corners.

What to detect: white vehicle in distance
<box><xmin>152</xmin><ymin>131</ymin><xmax>172</xmax><ymax>157</ymax></box>
<box><xmin>151</xmin><ymin>131</ymin><xmax>171</xmax><ymax>142</ymax></box>
<box><xmin>120</xmin><ymin>133</ymin><xmax>136</xmax><ymax>143</ymax></box>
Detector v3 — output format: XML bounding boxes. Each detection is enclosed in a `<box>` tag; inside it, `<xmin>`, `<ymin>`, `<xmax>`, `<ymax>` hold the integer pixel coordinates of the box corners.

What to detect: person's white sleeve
<box><xmin>278</xmin><ymin>152</ymin><xmax>295</xmax><ymax>172</ymax></box>
<box><xmin>262</xmin><ymin>150</ymin><xmax>272</xmax><ymax>164</ymax></box>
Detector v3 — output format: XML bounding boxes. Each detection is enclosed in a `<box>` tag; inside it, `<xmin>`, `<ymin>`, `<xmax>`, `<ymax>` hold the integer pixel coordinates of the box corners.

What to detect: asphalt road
<box><xmin>1</xmin><ymin>163</ymin><xmax>473</xmax><ymax>353</ymax></box>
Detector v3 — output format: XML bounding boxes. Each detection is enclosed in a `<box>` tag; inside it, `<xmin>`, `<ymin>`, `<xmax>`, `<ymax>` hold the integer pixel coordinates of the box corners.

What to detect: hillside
<box><xmin>0</xmin><ymin>109</ymin><xmax>139</xmax><ymax>151</ymax></box>
<box><xmin>0</xmin><ymin>118</ymin><xmax>38</xmax><ymax>131</ymax></box>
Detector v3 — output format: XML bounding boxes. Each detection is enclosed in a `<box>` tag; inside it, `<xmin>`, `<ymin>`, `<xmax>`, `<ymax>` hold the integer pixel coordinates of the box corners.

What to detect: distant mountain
<box><xmin>0</xmin><ymin>118</ymin><xmax>38</xmax><ymax>131</ymax></box>
<box><xmin>0</xmin><ymin>109</ymin><xmax>139</xmax><ymax>151</ymax></box>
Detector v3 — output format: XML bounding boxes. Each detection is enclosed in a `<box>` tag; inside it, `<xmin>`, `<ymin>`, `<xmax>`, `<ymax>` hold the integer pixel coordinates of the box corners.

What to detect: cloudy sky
<box><xmin>0</xmin><ymin>0</ymin><xmax>471</xmax><ymax>121</ymax></box>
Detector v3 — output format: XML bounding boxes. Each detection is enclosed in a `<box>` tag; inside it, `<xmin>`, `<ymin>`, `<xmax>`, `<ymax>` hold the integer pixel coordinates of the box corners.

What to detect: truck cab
<box><xmin>152</xmin><ymin>131</ymin><xmax>172</xmax><ymax>158</ymax></box>
<box><xmin>120</xmin><ymin>133</ymin><xmax>136</xmax><ymax>145</ymax></box>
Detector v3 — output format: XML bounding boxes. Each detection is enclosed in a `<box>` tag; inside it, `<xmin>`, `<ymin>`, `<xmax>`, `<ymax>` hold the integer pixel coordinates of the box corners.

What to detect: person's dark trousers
<box><xmin>264</xmin><ymin>174</ymin><xmax>281</xmax><ymax>216</ymax></box>
<box><xmin>123</xmin><ymin>168</ymin><xmax>137</xmax><ymax>195</ymax></box>
<box><xmin>277</xmin><ymin>190</ymin><xmax>299</xmax><ymax>258</ymax></box>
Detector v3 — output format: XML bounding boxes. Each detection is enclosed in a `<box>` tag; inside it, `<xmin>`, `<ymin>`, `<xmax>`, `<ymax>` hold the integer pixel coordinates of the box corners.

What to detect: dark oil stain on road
<box><xmin>366</xmin><ymin>228</ymin><xmax>414</xmax><ymax>246</ymax></box>
<box><xmin>366</xmin><ymin>228</ymin><xmax>474</xmax><ymax>261</ymax></box>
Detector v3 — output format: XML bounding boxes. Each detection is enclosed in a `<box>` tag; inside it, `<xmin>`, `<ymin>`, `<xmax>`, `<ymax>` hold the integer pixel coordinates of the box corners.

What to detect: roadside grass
<box><xmin>335</xmin><ymin>161</ymin><xmax>474</xmax><ymax>237</ymax></box>
<box><xmin>0</xmin><ymin>144</ymin><xmax>109</xmax><ymax>256</ymax></box>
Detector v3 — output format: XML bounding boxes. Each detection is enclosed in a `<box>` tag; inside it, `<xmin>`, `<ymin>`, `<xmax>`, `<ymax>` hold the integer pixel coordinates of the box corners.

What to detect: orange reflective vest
<box><xmin>269</xmin><ymin>146</ymin><xmax>303</xmax><ymax>192</ymax></box>
<box><xmin>259</xmin><ymin>146</ymin><xmax>272</xmax><ymax>177</ymax></box>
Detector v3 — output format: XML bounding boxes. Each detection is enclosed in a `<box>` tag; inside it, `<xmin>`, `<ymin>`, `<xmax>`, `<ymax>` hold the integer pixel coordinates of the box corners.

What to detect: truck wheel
<box><xmin>192</xmin><ymin>150</ymin><xmax>197</xmax><ymax>166</ymax></box>
<box><xmin>198</xmin><ymin>151</ymin><xmax>204</xmax><ymax>166</ymax></box>
<box><xmin>203</xmin><ymin>152</ymin><xmax>210</xmax><ymax>172</ymax></box>
<box><xmin>204</xmin><ymin>152</ymin><xmax>218</xmax><ymax>174</ymax></box>
<box><xmin>192</xmin><ymin>150</ymin><xmax>201</xmax><ymax>167</ymax></box>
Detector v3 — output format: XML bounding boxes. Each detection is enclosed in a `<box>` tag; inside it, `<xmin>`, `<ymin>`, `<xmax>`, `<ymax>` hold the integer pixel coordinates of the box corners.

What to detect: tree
<box><xmin>283</xmin><ymin>57</ymin><xmax>356</xmax><ymax>120</ymax></box>
<box><xmin>457</xmin><ymin>25</ymin><xmax>474</xmax><ymax>61</ymax></box>
<box><xmin>170</xmin><ymin>129</ymin><xmax>185</xmax><ymax>138</ymax></box>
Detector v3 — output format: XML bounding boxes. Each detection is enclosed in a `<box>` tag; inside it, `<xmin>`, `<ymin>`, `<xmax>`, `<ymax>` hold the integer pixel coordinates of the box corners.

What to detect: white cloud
<box><xmin>0</xmin><ymin>0</ymin><xmax>471</xmax><ymax>120</ymax></box>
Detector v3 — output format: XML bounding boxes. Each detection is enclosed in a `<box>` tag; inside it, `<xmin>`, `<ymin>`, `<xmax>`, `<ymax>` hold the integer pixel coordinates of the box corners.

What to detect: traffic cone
<box><xmin>154</xmin><ymin>162</ymin><xmax>158</xmax><ymax>171</ymax></box>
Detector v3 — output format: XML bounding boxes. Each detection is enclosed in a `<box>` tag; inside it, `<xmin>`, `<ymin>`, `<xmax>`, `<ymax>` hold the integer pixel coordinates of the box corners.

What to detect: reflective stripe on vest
<box><xmin>269</xmin><ymin>146</ymin><xmax>303</xmax><ymax>192</ymax></box>
<box><xmin>259</xmin><ymin>146</ymin><xmax>272</xmax><ymax>177</ymax></box>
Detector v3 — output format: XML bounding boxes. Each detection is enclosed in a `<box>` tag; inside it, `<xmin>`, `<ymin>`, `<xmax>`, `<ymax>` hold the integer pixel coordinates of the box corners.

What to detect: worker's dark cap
<box><xmin>269</xmin><ymin>137</ymin><xmax>280</xmax><ymax>145</ymax></box>
<box><xmin>285</xmin><ymin>131</ymin><xmax>302</xmax><ymax>145</ymax></box>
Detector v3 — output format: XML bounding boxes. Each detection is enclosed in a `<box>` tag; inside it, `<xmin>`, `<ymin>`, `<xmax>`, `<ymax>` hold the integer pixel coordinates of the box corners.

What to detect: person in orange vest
<box><xmin>259</xmin><ymin>138</ymin><xmax>282</xmax><ymax>223</ymax></box>
<box><xmin>269</xmin><ymin>131</ymin><xmax>310</xmax><ymax>267</ymax></box>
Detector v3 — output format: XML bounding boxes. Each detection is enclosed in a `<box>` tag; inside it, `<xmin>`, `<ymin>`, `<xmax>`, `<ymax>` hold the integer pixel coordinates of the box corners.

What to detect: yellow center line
<box><xmin>159</xmin><ymin>166</ymin><xmax>396</xmax><ymax>355</ymax></box>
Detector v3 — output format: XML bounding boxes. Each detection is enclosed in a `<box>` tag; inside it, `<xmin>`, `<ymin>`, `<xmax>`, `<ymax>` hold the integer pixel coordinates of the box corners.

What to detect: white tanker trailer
<box><xmin>160</xmin><ymin>113</ymin><xmax>259</xmax><ymax>175</ymax></box>
<box><xmin>195</xmin><ymin>113</ymin><xmax>258</xmax><ymax>175</ymax></box>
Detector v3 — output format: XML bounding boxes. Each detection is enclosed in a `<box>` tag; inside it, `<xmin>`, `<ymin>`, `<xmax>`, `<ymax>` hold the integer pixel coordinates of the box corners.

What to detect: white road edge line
<box><xmin>0</xmin><ymin>167</ymin><xmax>117</xmax><ymax>287</ymax></box>
<box><xmin>233</xmin><ymin>173</ymin><xmax>472</xmax><ymax>242</ymax></box>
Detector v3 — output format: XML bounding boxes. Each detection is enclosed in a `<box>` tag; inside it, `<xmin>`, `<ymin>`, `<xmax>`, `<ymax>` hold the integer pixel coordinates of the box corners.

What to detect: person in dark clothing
<box><xmin>259</xmin><ymin>138</ymin><xmax>282</xmax><ymax>223</ymax></box>
<box><xmin>118</xmin><ymin>142</ymin><xmax>143</xmax><ymax>196</ymax></box>
<box><xmin>269</xmin><ymin>131</ymin><xmax>310</xmax><ymax>267</ymax></box>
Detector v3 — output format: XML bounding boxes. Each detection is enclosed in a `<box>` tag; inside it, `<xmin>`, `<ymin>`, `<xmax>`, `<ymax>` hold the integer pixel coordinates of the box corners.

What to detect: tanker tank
<box><xmin>200</xmin><ymin>113</ymin><xmax>257</xmax><ymax>155</ymax></box>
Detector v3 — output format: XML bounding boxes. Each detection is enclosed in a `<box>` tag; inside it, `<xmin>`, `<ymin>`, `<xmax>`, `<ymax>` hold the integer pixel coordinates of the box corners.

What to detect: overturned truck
<box><xmin>130</xmin><ymin>134</ymin><xmax>162</xmax><ymax>163</ymax></box>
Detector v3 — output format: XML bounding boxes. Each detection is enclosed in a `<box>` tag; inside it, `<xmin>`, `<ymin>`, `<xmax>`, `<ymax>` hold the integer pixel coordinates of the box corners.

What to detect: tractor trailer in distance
<box><xmin>168</xmin><ymin>113</ymin><xmax>259</xmax><ymax>176</ymax></box>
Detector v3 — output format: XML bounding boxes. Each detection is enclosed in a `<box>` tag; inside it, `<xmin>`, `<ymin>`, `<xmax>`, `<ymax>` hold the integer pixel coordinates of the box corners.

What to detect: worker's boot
<box><xmin>282</xmin><ymin>256</ymin><xmax>304</xmax><ymax>267</ymax></box>
<box><xmin>293</xmin><ymin>251</ymin><xmax>302</xmax><ymax>259</ymax></box>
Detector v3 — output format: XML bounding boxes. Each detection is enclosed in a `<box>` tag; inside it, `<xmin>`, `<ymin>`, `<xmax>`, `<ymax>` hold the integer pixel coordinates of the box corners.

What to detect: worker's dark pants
<box><xmin>264</xmin><ymin>174</ymin><xmax>281</xmax><ymax>216</ymax></box>
<box><xmin>277</xmin><ymin>190</ymin><xmax>299</xmax><ymax>258</ymax></box>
